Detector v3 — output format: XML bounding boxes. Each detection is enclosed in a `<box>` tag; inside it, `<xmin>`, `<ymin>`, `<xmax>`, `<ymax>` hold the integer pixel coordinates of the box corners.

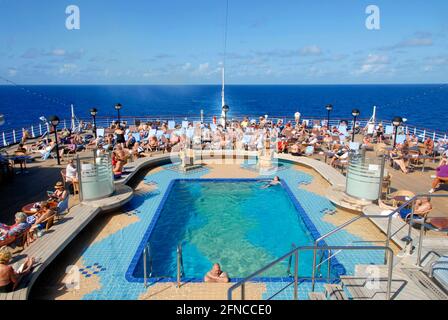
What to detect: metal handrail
<box><xmin>176</xmin><ymin>242</ymin><xmax>185</xmax><ymax>288</ymax></box>
<box><xmin>227</xmin><ymin>245</ymin><xmax>394</xmax><ymax>301</ymax></box>
<box><xmin>143</xmin><ymin>243</ymin><xmax>153</xmax><ymax>288</ymax></box>
<box><xmin>310</xmin><ymin>193</ymin><xmax>448</xmax><ymax>291</ymax></box>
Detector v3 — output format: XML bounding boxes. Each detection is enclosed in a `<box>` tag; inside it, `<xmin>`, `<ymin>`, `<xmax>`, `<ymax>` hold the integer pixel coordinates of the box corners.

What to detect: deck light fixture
<box><xmin>351</xmin><ymin>109</ymin><xmax>360</xmax><ymax>142</ymax></box>
<box><xmin>48</xmin><ymin>115</ymin><xmax>61</xmax><ymax>165</ymax></box>
<box><xmin>325</xmin><ymin>104</ymin><xmax>333</xmax><ymax>129</ymax></box>
<box><xmin>222</xmin><ymin>104</ymin><xmax>229</xmax><ymax>130</ymax></box>
<box><xmin>115</xmin><ymin>103</ymin><xmax>122</xmax><ymax>126</ymax></box>
<box><xmin>392</xmin><ymin>116</ymin><xmax>403</xmax><ymax>148</ymax></box>
<box><xmin>90</xmin><ymin>108</ymin><xmax>98</xmax><ymax>138</ymax></box>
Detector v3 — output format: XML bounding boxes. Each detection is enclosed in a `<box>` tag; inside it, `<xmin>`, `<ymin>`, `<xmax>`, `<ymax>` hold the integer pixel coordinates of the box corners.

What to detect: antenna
<box><xmin>221</xmin><ymin>67</ymin><xmax>225</xmax><ymax>107</ymax></box>
<box><xmin>220</xmin><ymin>0</ymin><xmax>229</xmax><ymax>124</ymax></box>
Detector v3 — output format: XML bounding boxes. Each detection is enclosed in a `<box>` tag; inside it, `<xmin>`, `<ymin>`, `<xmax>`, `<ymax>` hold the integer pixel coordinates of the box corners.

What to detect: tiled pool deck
<box><xmin>66</xmin><ymin>161</ymin><xmax>386</xmax><ymax>300</ymax></box>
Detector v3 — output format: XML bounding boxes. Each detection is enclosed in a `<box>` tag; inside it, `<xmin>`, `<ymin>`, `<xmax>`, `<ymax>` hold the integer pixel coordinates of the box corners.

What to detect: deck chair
<box><xmin>396</xmin><ymin>134</ymin><xmax>406</xmax><ymax>145</ymax></box>
<box><xmin>168</xmin><ymin>120</ymin><xmax>176</xmax><ymax>130</ymax></box>
<box><xmin>186</xmin><ymin>128</ymin><xmax>194</xmax><ymax>140</ymax></box>
<box><xmin>304</xmin><ymin>145</ymin><xmax>315</xmax><ymax>156</ymax></box>
<box><xmin>366</xmin><ymin>123</ymin><xmax>375</xmax><ymax>135</ymax></box>
<box><xmin>338</xmin><ymin>125</ymin><xmax>348</xmax><ymax>136</ymax></box>
<box><xmin>349</xmin><ymin>142</ymin><xmax>360</xmax><ymax>151</ymax></box>
<box><xmin>56</xmin><ymin>195</ymin><xmax>70</xmax><ymax>220</ymax></box>
<box><xmin>148</xmin><ymin>129</ymin><xmax>157</xmax><ymax>137</ymax></box>
<box><xmin>96</xmin><ymin>128</ymin><xmax>105</xmax><ymax>138</ymax></box>
<box><xmin>132</xmin><ymin>133</ymin><xmax>141</xmax><ymax>143</ymax></box>
<box><xmin>384</xmin><ymin>125</ymin><xmax>394</xmax><ymax>136</ymax></box>
<box><xmin>40</xmin><ymin>145</ymin><xmax>56</xmax><ymax>161</ymax></box>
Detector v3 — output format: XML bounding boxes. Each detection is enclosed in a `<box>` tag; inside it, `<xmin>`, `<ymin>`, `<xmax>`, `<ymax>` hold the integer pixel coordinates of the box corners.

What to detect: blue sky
<box><xmin>0</xmin><ymin>0</ymin><xmax>447</xmax><ymax>84</ymax></box>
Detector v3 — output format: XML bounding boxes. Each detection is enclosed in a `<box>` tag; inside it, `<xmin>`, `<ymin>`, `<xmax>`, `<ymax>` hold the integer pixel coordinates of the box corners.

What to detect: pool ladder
<box><xmin>177</xmin><ymin>242</ymin><xmax>185</xmax><ymax>288</ymax></box>
<box><xmin>143</xmin><ymin>243</ymin><xmax>153</xmax><ymax>288</ymax></box>
<box><xmin>143</xmin><ymin>242</ymin><xmax>185</xmax><ymax>288</ymax></box>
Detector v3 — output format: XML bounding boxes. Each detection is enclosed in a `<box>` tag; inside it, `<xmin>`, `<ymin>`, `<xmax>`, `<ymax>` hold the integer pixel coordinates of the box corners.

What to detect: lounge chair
<box><xmin>132</xmin><ymin>133</ymin><xmax>141</xmax><ymax>143</ymax></box>
<box><xmin>387</xmin><ymin>190</ymin><xmax>416</xmax><ymax>207</ymax></box>
<box><xmin>349</xmin><ymin>142</ymin><xmax>360</xmax><ymax>152</ymax></box>
<box><xmin>168</xmin><ymin>120</ymin><xmax>176</xmax><ymax>130</ymax></box>
<box><xmin>56</xmin><ymin>195</ymin><xmax>70</xmax><ymax>220</ymax></box>
<box><xmin>40</xmin><ymin>145</ymin><xmax>56</xmax><ymax>161</ymax></box>
<box><xmin>338</xmin><ymin>125</ymin><xmax>348</xmax><ymax>136</ymax></box>
<box><xmin>96</xmin><ymin>128</ymin><xmax>105</xmax><ymax>138</ymax></box>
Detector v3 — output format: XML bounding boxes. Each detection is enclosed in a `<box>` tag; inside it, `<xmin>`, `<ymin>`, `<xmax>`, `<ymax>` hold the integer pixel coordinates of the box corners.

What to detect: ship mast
<box><xmin>220</xmin><ymin>0</ymin><xmax>229</xmax><ymax>127</ymax></box>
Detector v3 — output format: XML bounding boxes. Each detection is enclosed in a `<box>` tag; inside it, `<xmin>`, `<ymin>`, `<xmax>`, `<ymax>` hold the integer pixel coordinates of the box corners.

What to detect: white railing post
<box><xmin>2</xmin><ymin>132</ymin><xmax>7</xmax><ymax>146</ymax></box>
<box><xmin>422</xmin><ymin>130</ymin><xmax>426</xmax><ymax>141</ymax></box>
<box><xmin>39</xmin><ymin>123</ymin><xmax>42</xmax><ymax>136</ymax></box>
<box><xmin>31</xmin><ymin>125</ymin><xmax>35</xmax><ymax>138</ymax></box>
<box><xmin>414</xmin><ymin>128</ymin><xmax>417</xmax><ymax>135</ymax></box>
<box><xmin>63</xmin><ymin>119</ymin><xmax>67</xmax><ymax>129</ymax></box>
<box><xmin>405</xmin><ymin>126</ymin><xmax>408</xmax><ymax>134</ymax></box>
<box><xmin>433</xmin><ymin>132</ymin><xmax>436</xmax><ymax>141</ymax></box>
<box><xmin>12</xmin><ymin>130</ymin><xmax>16</xmax><ymax>144</ymax></box>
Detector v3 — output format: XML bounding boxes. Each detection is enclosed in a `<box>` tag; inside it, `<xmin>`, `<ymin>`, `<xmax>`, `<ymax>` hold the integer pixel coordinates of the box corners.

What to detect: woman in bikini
<box><xmin>0</xmin><ymin>249</ymin><xmax>34</xmax><ymax>293</ymax></box>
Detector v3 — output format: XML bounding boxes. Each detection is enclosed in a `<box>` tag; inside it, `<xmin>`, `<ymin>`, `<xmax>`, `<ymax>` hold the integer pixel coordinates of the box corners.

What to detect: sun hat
<box><xmin>54</xmin><ymin>181</ymin><xmax>64</xmax><ymax>188</ymax></box>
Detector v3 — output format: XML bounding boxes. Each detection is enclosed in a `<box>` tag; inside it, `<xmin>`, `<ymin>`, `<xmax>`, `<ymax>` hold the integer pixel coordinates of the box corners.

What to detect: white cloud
<box><xmin>299</xmin><ymin>45</ymin><xmax>322</xmax><ymax>56</ymax></box>
<box><xmin>354</xmin><ymin>54</ymin><xmax>390</xmax><ymax>75</ymax></box>
<box><xmin>182</xmin><ymin>62</ymin><xmax>192</xmax><ymax>71</ymax></box>
<box><xmin>52</xmin><ymin>49</ymin><xmax>66</xmax><ymax>56</ymax></box>
<box><xmin>8</xmin><ymin>68</ymin><xmax>17</xmax><ymax>76</ymax></box>
<box><xmin>380</xmin><ymin>32</ymin><xmax>433</xmax><ymax>51</ymax></box>
<box><xmin>58</xmin><ymin>63</ymin><xmax>77</xmax><ymax>74</ymax></box>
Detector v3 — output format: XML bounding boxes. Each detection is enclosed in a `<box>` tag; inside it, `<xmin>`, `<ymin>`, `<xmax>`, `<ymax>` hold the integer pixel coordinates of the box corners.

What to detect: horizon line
<box><xmin>0</xmin><ymin>82</ymin><xmax>447</xmax><ymax>86</ymax></box>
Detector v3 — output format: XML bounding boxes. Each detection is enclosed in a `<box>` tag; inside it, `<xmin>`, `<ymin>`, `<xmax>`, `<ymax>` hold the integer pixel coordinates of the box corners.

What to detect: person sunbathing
<box><xmin>147</xmin><ymin>136</ymin><xmax>159</xmax><ymax>152</ymax></box>
<box><xmin>48</xmin><ymin>182</ymin><xmax>68</xmax><ymax>202</ymax></box>
<box><xmin>204</xmin><ymin>263</ymin><xmax>229</xmax><ymax>283</ymax></box>
<box><xmin>399</xmin><ymin>197</ymin><xmax>432</xmax><ymax>220</ymax></box>
<box><xmin>429</xmin><ymin>164</ymin><xmax>448</xmax><ymax>193</ymax></box>
<box><xmin>330</xmin><ymin>148</ymin><xmax>349</xmax><ymax>167</ymax></box>
<box><xmin>389</xmin><ymin>148</ymin><xmax>409</xmax><ymax>174</ymax></box>
<box><xmin>0</xmin><ymin>212</ymin><xmax>30</xmax><ymax>248</ymax></box>
<box><xmin>0</xmin><ymin>249</ymin><xmax>34</xmax><ymax>293</ymax></box>
<box><xmin>28</xmin><ymin>201</ymin><xmax>55</xmax><ymax>237</ymax></box>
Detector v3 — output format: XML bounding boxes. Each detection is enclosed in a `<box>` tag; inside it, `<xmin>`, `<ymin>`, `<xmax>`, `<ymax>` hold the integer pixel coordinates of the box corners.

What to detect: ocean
<box><xmin>0</xmin><ymin>84</ymin><xmax>447</xmax><ymax>133</ymax></box>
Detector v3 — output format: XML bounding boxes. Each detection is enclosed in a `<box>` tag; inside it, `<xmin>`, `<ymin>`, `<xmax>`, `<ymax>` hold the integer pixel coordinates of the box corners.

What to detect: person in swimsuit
<box><xmin>0</xmin><ymin>249</ymin><xmax>34</xmax><ymax>293</ymax></box>
<box><xmin>114</xmin><ymin>126</ymin><xmax>126</xmax><ymax>146</ymax></box>
<box><xmin>399</xmin><ymin>196</ymin><xmax>432</xmax><ymax>221</ymax></box>
<box><xmin>204</xmin><ymin>263</ymin><xmax>229</xmax><ymax>283</ymax></box>
<box><xmin>262</xmin><ymin>176</ymin><xmax>281</xmax><ymax>189</ymax></box>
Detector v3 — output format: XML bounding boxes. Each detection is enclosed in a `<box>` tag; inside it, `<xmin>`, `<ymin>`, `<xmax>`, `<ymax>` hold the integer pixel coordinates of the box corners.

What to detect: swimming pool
<box><xmin>127</xmin><ymin>178</ymin><xmax>339</xmax><ymax>282</ymax></box>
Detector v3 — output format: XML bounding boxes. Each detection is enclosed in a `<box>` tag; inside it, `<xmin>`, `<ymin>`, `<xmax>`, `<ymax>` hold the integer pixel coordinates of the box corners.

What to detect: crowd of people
<box><xmin>0</xmin><ymin>179</ymin><xmax>70</xmax><ymax>292</ymax></box>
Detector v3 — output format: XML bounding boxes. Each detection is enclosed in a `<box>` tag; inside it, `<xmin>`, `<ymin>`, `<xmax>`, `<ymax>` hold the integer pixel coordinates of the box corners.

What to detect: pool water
<box><xmin>130</xmin><ymin>179</ymin><xmax>329</xmax><ymax>281</ymax></box>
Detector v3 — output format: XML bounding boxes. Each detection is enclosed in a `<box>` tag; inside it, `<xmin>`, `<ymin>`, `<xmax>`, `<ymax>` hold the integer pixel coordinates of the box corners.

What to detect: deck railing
<box><xmin>310</xmin><ymin>193</ymin><xmax>448</xmax><ymax>292</ymax></box>
<box><xmin>227</xmin><ymin>245</ymin><xmax>394</xmax><ymax>300</ymax></box>
<box><xmin>1</xmin><ymin>115</ymin><xmax>447</xmax><ymax>149</ymax></box>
